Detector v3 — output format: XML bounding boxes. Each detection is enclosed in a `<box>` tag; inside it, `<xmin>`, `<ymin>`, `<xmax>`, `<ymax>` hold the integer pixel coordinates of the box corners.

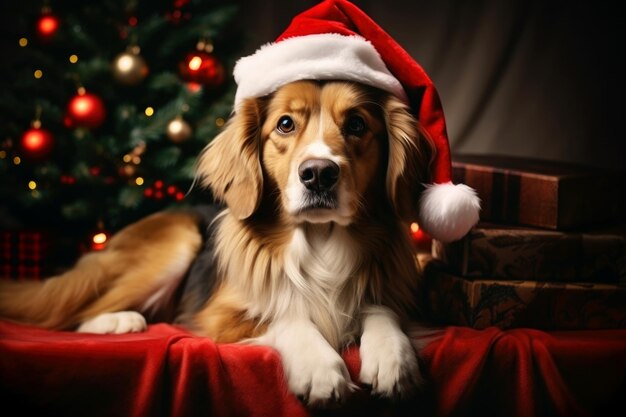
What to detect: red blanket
<box><xmin>1</xmin><ymin>320</ymin><xmax>624</xmax><ymax>417</ymax></box>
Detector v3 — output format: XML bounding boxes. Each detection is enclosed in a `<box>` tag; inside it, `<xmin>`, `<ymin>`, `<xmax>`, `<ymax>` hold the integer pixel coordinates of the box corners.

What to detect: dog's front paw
<box><xmin>77</xmin><ymin>311</ymin><xmax>147</xmax><ymax>334</ymax></box>
<box><xmin>283</xmin><ymin>349</ymin><xmax>355</xmax><ymax>407</ymax></box>
<box><xmin>359</xmin><ymin>329</ymin><xmax>422</xmax><ymax>398</ymax></box>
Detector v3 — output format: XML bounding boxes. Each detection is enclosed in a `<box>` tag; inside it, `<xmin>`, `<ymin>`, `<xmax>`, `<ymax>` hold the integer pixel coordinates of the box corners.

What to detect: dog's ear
<box><xmin>196</xmin><ymin>98</ymin><xmax>264</xmax><ymax>219</ymax></box>
<box><xmin>384</xmin><ymin>95</ymin><xmax>434</xmax><ymax>222</ymax></box>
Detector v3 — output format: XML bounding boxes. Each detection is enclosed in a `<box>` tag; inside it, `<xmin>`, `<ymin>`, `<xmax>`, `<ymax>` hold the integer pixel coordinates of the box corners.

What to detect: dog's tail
<box><xmin>0</xmin><ymin>208</ymin><xmax>217</xmax><ymax>330</ymax></box>
<box><xmin>0</xmin><ymin>250</ymin><xmax>120</xmax><ymax>329</ymax></box>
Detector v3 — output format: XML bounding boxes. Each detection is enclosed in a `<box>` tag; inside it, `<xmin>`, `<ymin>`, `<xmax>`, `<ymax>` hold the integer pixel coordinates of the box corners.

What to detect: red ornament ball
<box><xmin>20</xmin><ymin>127</ymin><xmax>54</xmax><ymax>161</ymax></box>
<box><xmin>60</xmin><ymin>174</ymin><xmax>76</xmax><ymax>185</ymax></box>
<box><xmin>37</xmin><ymin>14</ymin><xmax>60</xmax><ymax>40</ymax></box>
<box><xmin>67</xmin><ymin>92</ymin><xmax>106</xmax><ymax>129</ymax></box>
<box><xmin>178</xmin><ymin>51</ymin><xmax>225</xmax><ymax>87</ymax></box>
<box><xmin>410</xmin><ymin>222</ymin><xmax>432</xmax><ymax>252</ymax></box>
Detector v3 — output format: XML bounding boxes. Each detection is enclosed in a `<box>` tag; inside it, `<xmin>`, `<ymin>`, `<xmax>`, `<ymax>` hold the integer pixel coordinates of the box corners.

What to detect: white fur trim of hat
<box><xmin>233</xmin><ymin>33</ymin><xmax>408</xmax><ymax>109</ymax></box>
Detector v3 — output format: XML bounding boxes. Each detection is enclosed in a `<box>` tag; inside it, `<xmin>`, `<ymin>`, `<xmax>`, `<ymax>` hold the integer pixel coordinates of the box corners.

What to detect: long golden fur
<box><xmin>0</xmin><ymin>80</ymin><xmax>433</xmax><ymax>405</ymax></box>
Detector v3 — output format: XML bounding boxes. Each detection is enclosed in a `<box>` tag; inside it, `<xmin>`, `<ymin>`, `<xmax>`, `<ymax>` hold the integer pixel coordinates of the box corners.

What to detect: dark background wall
<box><xmin>235</xmin><ymin>0</ymin><xmax>625</xmax><ymax>170</ymax></box>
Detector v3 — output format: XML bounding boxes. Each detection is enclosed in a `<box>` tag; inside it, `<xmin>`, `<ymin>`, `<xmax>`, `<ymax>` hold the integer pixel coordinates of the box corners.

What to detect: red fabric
<box><xmin>276</xmin><ymin>0</ymin><xmax>452</xmax><ymax>185</ymax></box>
<box><xmin>1</xmin><ymin>321</ymin><xmax>624</xmax><ymax>417</ymax></box>
<box><xmin>422</xmin><ymin>327</ymin><xmax>626</xmax><ymax>417</ymax></box>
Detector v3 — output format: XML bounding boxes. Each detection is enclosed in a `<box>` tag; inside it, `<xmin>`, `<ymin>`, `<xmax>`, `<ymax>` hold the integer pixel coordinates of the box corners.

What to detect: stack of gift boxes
<box><xmin>421</xmin><ymin>154</ymin><xmax>626</xmax><ymax>330</ymax></box>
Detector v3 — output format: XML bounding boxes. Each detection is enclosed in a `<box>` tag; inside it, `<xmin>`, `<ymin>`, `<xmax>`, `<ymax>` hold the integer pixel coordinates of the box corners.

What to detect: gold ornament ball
<box><xmin>112</xmin><ymin>52</ymin><xmax>149</xmax><ymax>85</ymax></box>
<box><xmin>166</xmin><ymin>118</ymin><xmax>192</xmax><ymax>143</ymax></box>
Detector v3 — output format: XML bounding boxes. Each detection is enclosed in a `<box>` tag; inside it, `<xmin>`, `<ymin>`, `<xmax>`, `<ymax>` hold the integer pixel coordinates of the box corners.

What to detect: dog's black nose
<box><xmin>298</xmin><ymin>159</ymin><xmax>340</xmax><ymax>192</ymax></box>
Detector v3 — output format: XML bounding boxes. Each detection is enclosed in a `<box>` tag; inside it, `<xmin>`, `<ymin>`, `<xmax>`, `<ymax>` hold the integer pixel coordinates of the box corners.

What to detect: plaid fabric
<box><xmin>0</xmin><ymin>231</ymin><xmax>51</xmax><ymax>280</ymax></box>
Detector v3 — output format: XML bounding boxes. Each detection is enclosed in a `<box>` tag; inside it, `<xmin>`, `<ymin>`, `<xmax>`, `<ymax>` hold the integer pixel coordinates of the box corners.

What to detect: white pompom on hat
<box><xmin>232</xmin><ymin>0</ymin><xmax>480</xmax><ymax>242</ymax></box>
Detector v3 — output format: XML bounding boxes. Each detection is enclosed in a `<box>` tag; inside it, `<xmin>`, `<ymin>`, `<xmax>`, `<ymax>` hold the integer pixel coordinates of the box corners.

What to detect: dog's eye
<box><xmin>345</xmin><ymin>115</ymin><xmax>366</xmax><ymax>137</ymax></box>
<box><xmin>276</xmin><ymin>116</ymin><xmax>295</xmax><ymax>134</ymax></box>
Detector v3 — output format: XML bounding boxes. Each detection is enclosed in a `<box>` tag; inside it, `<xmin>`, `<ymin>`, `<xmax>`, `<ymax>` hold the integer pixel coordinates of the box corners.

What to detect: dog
<box><xmin>0</xmin><ymin>80</ymin><xmax>435</xmax><ymax>405</ymax></box>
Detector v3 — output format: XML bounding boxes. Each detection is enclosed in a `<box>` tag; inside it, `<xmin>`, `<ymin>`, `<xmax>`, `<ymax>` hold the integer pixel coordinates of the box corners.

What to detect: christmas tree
<box><xmin>0</xmin><ymin>0</ymin><xmax>243</xmax><ymax>255</ymax></box>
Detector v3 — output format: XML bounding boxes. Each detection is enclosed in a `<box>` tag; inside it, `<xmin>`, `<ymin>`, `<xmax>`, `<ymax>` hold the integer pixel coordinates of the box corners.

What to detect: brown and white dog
<box><xmin>1</xmin><ymin>0</ymin><xmax>483</xmax><ymax>406</ymax></box>
<box><xmin>0</xmin><ymin>80</ymin><xmax>434</xmax><ymax>405</ymax></box>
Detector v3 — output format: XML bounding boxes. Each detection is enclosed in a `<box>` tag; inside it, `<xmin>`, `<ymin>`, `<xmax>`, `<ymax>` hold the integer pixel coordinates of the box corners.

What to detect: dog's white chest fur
<box><xmin>281</xmin><ymin>224</ymin><xmax>362</xmax><ymax>346</ymax></box>
<box><xmin>285</xmin><ymin>224</ymin><xmax>358</xmax><ymax>290</ymax></box>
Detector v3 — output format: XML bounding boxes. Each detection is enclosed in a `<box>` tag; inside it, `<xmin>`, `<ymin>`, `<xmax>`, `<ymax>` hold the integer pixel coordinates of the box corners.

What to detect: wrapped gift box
<box><xmin>452</xmin><ymin>154</ymin><xmax>624</xmax><ymax>230</ymax></box>
<box><xmin>432</xmin><ymin>223</ymin><xmax>626</xmax><ymax>284</ymax></box>
<box><xmin>421</xmin><ymin>257</ymin><xmax>626</xmax><ymax>330</ymax></box>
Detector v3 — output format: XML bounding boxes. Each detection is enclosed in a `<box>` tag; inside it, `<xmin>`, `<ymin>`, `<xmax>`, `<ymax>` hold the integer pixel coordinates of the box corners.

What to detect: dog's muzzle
<box><xmin>298</xmin><ymin>159</ymin><xmax>339</xmax><ymax>210</ymax></box>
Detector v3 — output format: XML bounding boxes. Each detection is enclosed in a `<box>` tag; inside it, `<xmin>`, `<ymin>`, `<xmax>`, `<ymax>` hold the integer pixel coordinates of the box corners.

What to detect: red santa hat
<box><xmin>233</xmin><ymin>0</ymin><xmax>480</xmax><ymax>242</ymax></box>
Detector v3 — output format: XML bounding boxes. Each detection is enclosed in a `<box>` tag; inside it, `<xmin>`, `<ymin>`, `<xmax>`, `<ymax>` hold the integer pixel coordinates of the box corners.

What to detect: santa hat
<box><xmin>233</xmin><ymin>0</ymin><xmax>480</xmax><ymax>242</ymax></box>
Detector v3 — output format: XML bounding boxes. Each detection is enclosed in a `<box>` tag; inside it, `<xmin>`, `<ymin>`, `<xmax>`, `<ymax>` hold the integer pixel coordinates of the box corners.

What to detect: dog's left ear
<box><xmin>196</xmin><ymin>98</ymin><xmax>264</xmax><ymax>219</ymax></box>
<box><xmin>384</xmin><ymin>95</ymin><xmax>434</xmax><ymax>222</ymax></box>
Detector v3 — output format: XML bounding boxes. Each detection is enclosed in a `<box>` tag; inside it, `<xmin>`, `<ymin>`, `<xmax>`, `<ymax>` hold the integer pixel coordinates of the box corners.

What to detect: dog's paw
<box><xmin>283</xmin><ymin>349</ymin><xmax>355</xmax><ymax>407</ymax></box>
<box><xmin>77</xmin><ymin>311</ymin><xmax>147</xmax><ymax>334</ymax></box>
<box><xmin>359</xmin><ymin>330</ymin><xmax>422</xmax><ymax>398</ymax></box>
